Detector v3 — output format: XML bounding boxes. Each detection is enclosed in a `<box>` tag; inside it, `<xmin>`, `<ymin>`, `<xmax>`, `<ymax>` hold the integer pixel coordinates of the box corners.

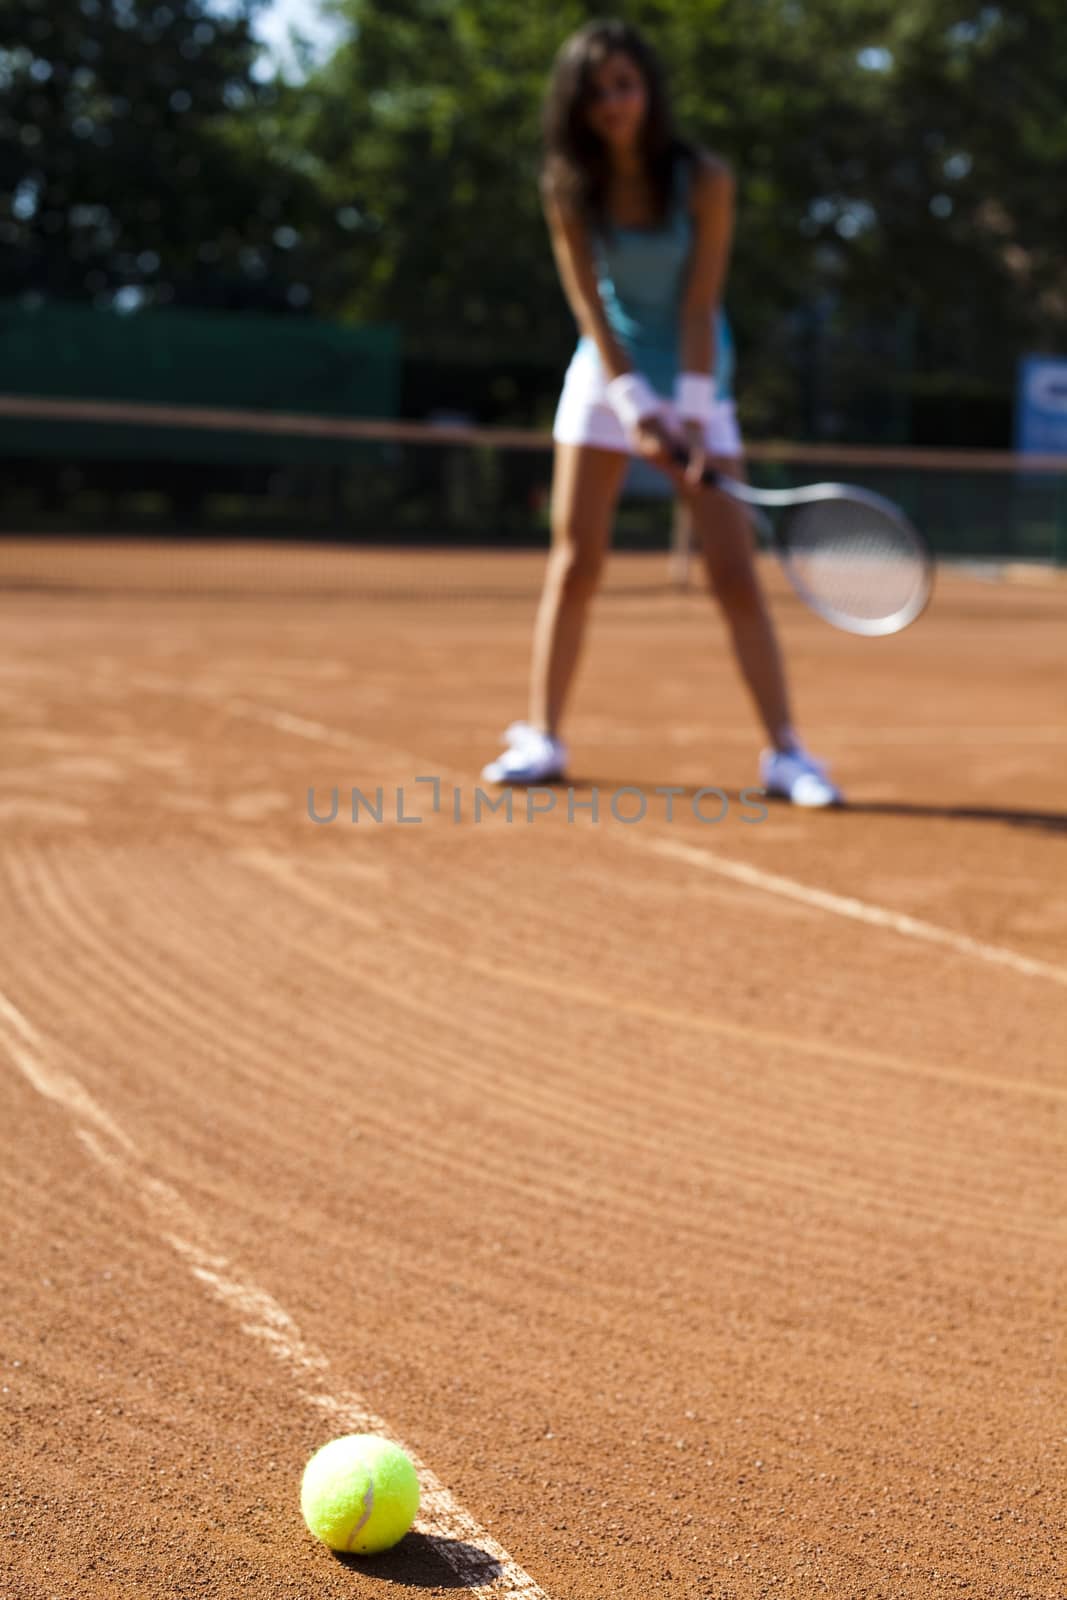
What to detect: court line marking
<box><xmin>0</xmin><ymin>989</ymin><xmax>139</xmax><ymax>1153</ymax></box>
<box><xmin>80</xmin><ymin>671</ymin><xmax>1067</xmax><ymax>990</ymax></box>
<box><xmin>390</xmin><ymin>928</ymin><xmax>1066</xmax><ymax>1106</ymax></box>
<box><xmin>660</xmin><ymin>724</ymin><xmax>1067</xmax><ymax>747</ymax></box>
<box><xmin>0</xmin><ymin>988</ymin><xmax>549</xmax><ymax>1598</ymax></box>
<box><xmin>221</xmin><ymin>684</ymin><xmax>1067</xmax><ymax>991</ymax></box>
<box><xmin>624</xmin><ymin>834</ymin><xmax>1067</xmax><ymax>990</ymax></box>
<box><xmin>53</xmin><ymin>837</ymin><xmax>1057</xmax><ymax>1243</ymax></box>
<box><xmin>122</xmin><ymin>673</ymin><xmax>473</xmax><ymax>786</ymax></box>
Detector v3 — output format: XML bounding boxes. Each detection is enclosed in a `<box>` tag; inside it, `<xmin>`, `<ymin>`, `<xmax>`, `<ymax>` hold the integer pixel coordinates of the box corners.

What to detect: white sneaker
<box><xmin>481</xmin><ymin>721</ymin><xmax>568</xmax><ymax>785</ymax></box>
<box><xmin>760</xmin><ymin>745</ymin><xmax>843</xmax><ymax>808</ymax></box>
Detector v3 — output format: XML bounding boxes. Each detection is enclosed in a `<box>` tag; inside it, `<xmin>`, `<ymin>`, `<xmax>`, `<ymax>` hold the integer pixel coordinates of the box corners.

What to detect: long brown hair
<box><xmin>541</xmin><ymin>19</ymin><xmax>693</xmax><ymax>239</ymax></box>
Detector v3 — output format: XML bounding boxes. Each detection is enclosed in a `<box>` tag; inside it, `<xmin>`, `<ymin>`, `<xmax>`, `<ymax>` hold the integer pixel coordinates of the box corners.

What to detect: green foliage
<box><xmin>283</xmin><ymin>1</ymin><xmax>585</xmax><ymax>363</ymax></box>
<box><xmin>854</xmin><ymin>3</ymin><xmax>1067</xmax><ymax>358</ymax></box>
<box><xmin>4</xmin><ymin>0</ymin><xmax>1065</xmax><ymax>437</ymax></box>
<box><xmin>0</xmin><ymin>0</ymin><xmax>329</xmax><ymax>308</ymax></box>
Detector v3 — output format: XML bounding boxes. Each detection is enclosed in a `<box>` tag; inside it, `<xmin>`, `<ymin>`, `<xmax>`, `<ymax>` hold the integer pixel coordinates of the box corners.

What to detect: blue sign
<box><xmin>1016</xmin><ymin>355</ymin><xmax>1067</xmax><ymax>454</ymax></box>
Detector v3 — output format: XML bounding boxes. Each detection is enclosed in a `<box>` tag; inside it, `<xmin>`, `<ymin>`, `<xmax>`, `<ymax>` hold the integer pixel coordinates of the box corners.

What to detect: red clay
<box><xmin>1</xmin><ymin>542</ymin><xmax>1064</xmax><ymax>1599</ymax></box>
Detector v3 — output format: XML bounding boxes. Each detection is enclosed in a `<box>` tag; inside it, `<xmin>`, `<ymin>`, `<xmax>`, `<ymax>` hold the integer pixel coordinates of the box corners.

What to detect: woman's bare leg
<box><xmin>529</xmin><ymin>442</ymin><xmax>630</xmax><ymax>736</ymax></box>
<box><xmin>690</xmin><ymin>456</ymin><xmax>796</xmax><ymax>751</ymax></box>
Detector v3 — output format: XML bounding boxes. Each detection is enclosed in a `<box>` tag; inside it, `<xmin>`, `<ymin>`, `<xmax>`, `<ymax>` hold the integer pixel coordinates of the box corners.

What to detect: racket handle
<box><xmin>670</xmin><ymin>446</ymin><xmax>723</xmax><ymax>488</ymax></box>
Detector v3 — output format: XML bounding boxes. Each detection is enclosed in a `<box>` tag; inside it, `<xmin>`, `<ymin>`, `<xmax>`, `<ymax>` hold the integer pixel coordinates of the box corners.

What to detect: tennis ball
<box><xmin>300</xmin><ymin>1433</ymin><xmax>420</xmax><ymax>1555</ymax></box>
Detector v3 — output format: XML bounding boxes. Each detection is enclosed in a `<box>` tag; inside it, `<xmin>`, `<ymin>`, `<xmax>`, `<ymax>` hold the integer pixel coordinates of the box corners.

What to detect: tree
<box><xmin>849</xmin><ymin>3</ymin><xmax>1067</xmax><ymax>369</ymax></box>
<box><xmin>8</xmin><ymin>0</ymin><xmax>1064</xmax><ymax>439</ymax></box>
<box><xmin>0</xmin><ymin>0</ymin><xmax>328</xmax><ymax>309</ymax></box>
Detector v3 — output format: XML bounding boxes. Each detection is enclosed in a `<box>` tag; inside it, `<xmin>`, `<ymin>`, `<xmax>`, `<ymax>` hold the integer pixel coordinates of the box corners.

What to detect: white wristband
<box><xmin>605</xmin><ymin>372</ymin><xmax>661</xmax><ymax>431</ymax></box>
<box><xmin>675</xmin><ymin>372</ymin><xmax>714</xmax><ymax>423</ymax></box>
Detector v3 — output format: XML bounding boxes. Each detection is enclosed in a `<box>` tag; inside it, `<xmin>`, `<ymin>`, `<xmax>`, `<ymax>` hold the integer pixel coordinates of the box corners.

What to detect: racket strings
<box><xmin>779</xmin><ymin>498</ymin><xmax>930</xmax><ymax>627</ymax></box>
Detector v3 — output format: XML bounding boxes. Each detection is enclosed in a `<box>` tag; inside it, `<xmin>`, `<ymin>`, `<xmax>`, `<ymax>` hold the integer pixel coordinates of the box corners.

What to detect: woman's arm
<box><xmin>676</xmin><ymin>154</ymin><xmax>736</xmax><ymax>483</ymax></box>
<box><xmin>679</xmin><ymin>154</ymin><xmax>736</xmax><ymax>380</ymax></box>
<box><xmin>541</xmin><ymin>180</ymin><xmax>635</xmax><ymax>384</ymax></box>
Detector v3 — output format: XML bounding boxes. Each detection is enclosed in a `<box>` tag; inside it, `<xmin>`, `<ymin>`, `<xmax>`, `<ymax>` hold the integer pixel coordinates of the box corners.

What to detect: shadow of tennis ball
<box><xmin>333</xmin><ymin>1532</ymin><xmax>504</xmax><ymax>1589</ymax></box>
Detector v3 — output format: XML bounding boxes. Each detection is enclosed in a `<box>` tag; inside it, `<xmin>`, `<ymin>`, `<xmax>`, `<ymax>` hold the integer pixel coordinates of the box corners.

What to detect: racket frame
<box><xmin>670</xmin><ymin>454</ymin><xmax>934</xmax><ymax>636</ymax></box>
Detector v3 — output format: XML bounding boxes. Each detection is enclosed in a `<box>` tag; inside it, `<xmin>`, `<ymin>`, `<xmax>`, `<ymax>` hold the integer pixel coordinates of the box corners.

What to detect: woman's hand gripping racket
<box><xmin>673</xmin><ymin>450</ymin><xmax>935</xmax><ymax>636</ymax></box>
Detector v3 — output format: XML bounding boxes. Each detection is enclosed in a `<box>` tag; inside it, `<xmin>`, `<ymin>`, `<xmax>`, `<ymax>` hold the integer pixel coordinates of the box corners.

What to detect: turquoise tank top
<box><xmin>577</xmin><ymin>154</ymin><xmax>734</xmax><ymax>401</ymax></box>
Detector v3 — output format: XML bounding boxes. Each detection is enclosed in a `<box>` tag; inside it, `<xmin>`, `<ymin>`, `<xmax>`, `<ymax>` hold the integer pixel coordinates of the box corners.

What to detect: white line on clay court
<box><xmin>663</xmin><ymin>723</ymin><xmax>1067</xmax><ymax>746</ymax></box>
<box><xmin>625</xmin><ymin>833</ymin><xmax>1067</xmax><ymax>988</ymax></box>
<box><xmin>119</xmin><ymin>672</ymin><xmax>1067</xmax><ymax>992</ymax></box>
<box><xmin>122</xmin><ymin>671</ymin><xmax>473</xmax><ymax>787</ymax></box>
<box><xmin>0</xmin><ymin>988</ymin><xmax>550</xmax><ymax>1597</ymax></box>
<box><xmin>154</xmin><ymin>672</ymin><xmax>1067</xmax><ymax>985</ymax></box>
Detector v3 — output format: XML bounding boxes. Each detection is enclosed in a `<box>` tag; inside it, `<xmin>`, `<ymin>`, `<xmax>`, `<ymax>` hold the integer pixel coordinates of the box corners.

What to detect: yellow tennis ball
<box><xmin>300</xmin><ymin>1434</ymin><xmax>420</xmax><ymax>1554</ymax></box>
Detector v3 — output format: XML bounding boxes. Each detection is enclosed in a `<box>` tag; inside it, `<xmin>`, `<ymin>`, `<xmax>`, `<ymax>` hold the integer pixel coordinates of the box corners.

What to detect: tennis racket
<box><xmin>672</xmin><ymin>452</ymin><xmax>934</xmax><ymax>636</ymax></box>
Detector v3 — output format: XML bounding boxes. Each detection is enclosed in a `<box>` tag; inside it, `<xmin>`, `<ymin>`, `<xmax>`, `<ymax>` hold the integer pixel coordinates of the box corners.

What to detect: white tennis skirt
<box><xmin>552</xmin><ymin>344</ymin><xmax>743</xmax><ymax>458</ymax></box>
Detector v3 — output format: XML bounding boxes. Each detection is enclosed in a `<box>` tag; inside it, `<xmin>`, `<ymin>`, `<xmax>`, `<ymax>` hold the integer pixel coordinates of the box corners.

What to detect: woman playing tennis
<box><xmin>483</xmin><ymin>18</ymin><xmax>842</xmax><ymax>807</ymax></box>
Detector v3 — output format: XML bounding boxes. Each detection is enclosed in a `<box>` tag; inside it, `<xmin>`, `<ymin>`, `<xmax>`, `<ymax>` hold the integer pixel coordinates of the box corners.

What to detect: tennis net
<box><xmin>0</xmin><ymin>395</ymin><xmax>1064</xmax><ymax>598</ymax></box>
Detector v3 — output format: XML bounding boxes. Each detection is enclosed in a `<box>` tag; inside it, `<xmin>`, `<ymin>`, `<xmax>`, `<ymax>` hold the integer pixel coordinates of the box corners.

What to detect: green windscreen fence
<box><xmin>0</xmin><ymin>393</ymin><xmax>1065</xmax><ymax>565</ymax></box>
<box><xmin>0</xmin><ymin>302</ymin><xmax>400</xmax><ymax>464</ymax></box>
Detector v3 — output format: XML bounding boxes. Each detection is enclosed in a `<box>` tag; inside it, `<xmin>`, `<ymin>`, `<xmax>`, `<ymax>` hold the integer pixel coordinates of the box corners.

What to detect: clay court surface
<box><xmin>1</xmin><ymin>539</ymin><xmax>1065</xmax><ymax>1600</ymax></box>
